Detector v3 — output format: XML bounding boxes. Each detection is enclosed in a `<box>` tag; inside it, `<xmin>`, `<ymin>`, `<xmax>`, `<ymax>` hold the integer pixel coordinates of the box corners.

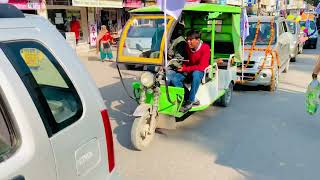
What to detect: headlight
<box><xmin>140</xmin><ymin>72</ymin><xmax>155</xmax><ymax>88</ymax></box>
<box><xmin>259</xmin><ymin>55</ymin><xmax>272</xmax><ymax>67</ymax></box>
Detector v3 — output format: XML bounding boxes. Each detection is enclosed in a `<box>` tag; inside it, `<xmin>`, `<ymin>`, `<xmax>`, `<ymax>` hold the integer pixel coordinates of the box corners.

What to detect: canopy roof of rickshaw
<box><xmin>130</xmin><ymin>3</ymin><xmax>241</xmax><ymax>14</ymax></box>
<box><xmin>117</xmin><ymin>3</ymin><xmax>242</xmax><ymax>65</ymax></box>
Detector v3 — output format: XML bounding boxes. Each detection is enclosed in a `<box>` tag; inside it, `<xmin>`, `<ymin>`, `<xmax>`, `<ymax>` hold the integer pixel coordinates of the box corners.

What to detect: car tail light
<box><xmin>101</xmin><ymin>109</ymin><xmax>115</xmax><ymax>173</ymax></box>
<box><xmin>123</xmin><ymin>42</ymin><xmax>126</xmax><ymax>48</ymax></box>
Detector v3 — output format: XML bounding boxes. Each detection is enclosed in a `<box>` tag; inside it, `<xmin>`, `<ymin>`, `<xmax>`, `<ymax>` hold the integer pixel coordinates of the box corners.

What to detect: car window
<box><xmin>0</xmin><ymin>113</ymin><xmax>11</xmax><ymax>157</ymax></box>
<box><xmin>127</xmin><ymin>27</ymin><xmax>156</xmax><ymax>38</ymax></box>
<box><xmin>123</xmin><ymin>18</ymin><xmax>169</xmax><ymax>58</ymax></box>
<box><xmin>0</xmin><ymin>93</ymin><xmax>18</xmax><ymax>162</ymax></box>
<box><xmin>300</xmin><ymin>21</ymin><xmax>316</xmax><ymax>30</ymax></box>
<box><xmin>2</xmin><ymin>41</ymin><xmax>83</xmax><ymax>136</ymax></box>
<box><xmin>287</xmin><ymin>21</ymin><xmax>296</xmax><ymax>34</ymax></box>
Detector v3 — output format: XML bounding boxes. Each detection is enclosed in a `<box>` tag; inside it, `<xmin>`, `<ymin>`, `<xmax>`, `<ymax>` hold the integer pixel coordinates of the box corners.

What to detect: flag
<box><xmin>316</xmin><ymin>3</ymin><xmax>320</xmax><ymax>14</ymax></box>
<box><xmin>241</xmin><ymin>8</ymin><xmax>250</xmax><ymax>40</ymax></box>
<box><xmin>157</xmin><ymin>0</ymin><xmax>186</xmax><ymax>20</ymax></box>
<box><xmin>247</xmin><ymin>0</ymin><xmax>256</xmax><ymax>7</ymax></box>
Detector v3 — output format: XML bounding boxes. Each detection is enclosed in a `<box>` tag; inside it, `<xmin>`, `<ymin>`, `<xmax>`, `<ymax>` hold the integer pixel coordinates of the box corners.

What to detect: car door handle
<box><xmin>11</xmin><ymin>175</ymin><xmax>25</xmax><ymax>180</ymax></box>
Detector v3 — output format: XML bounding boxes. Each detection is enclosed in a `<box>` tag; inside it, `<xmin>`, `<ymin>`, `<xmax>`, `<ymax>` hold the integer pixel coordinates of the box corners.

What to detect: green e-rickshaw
<box><xmin>116</xmin><ymin>3</ymin><xmax>242</xmax><ymax>150</ymax></box>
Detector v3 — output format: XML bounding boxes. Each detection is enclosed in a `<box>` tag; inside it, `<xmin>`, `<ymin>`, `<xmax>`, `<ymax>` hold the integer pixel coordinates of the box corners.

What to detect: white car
<box><xmin>286</xmin><ymin>19</ymin><xmax>304</xmax><ymax>62</ymax></box>
<box><xmin>0</xmin><ymin>4</ymin><xmax>119</xmax><ymax>180</ymax></box>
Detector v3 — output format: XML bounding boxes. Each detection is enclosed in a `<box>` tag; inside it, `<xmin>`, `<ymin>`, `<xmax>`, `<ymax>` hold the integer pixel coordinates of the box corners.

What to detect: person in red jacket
<box><xmin>167</xmin><ymin>30</ymin><xmax>210</xmax><ymax>112</ymax></box>
<box><xmin>70</xmin><ymin>16</ymin><xmax>80</xmax><ymax>44</ymax></box>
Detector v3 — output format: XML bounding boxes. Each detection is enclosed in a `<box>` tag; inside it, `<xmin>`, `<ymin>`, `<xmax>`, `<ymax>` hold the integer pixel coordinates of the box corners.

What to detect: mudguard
<box><xmin>133</xmin><ymin>104</ymin><xmax>152</xmax><ymax>117</ymax></box>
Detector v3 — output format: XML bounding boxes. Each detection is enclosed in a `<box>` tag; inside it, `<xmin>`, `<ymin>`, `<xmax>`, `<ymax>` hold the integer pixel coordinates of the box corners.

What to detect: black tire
<box><xmin>312</xmin><ymin>43</ymin><xmax>317</xmax><ymax>49</ymax></box>
<box><xmin>290</xmin><ymin>57</ymin><xmax>296</xmax><ymax>62</ymax></box>
<box><xmin>219</xmin><ymin>82</ymin><xmax>233</xmax><ymax>107</ymax></box>
<box><xmin>283</xmin><ymin>61</ymin><xmax>289</xmax><ymax>73</ymax></box>
<box><xmin>131</xmin><ymin>113</ymin><xmax>155</xmax><ymax>151</ymax></box>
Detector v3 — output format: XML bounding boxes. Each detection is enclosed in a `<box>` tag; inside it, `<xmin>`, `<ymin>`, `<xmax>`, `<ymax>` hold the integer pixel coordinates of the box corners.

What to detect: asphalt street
<box><xmin>78</xmin><ymin>42</ymin><xmax>320</xmax><ymax>180</ymax></box>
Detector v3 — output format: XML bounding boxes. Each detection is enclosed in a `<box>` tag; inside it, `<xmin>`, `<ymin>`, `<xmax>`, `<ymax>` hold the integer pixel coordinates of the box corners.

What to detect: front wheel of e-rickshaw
<box><xmin>131</xmin><ymin>113</ymin><xmax>155</xmax><ymax>151</ymax></box>
<box><xmin>220</xmin><ymin>82</ymin><xmax>233</xmax><ymax>107</ymax></box>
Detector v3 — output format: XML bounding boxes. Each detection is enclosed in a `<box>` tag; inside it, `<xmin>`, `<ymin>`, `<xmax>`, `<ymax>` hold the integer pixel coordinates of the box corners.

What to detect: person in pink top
<box><xmin>167</xmin><ymin>30</ymin><xmax>210</xmax><ymax>112</ymax></box>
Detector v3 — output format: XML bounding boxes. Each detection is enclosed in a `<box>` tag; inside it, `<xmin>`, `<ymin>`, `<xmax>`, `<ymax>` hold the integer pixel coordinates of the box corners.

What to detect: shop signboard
<box><xmin>89</xmin><ymin>23</ymin><xmax>97</xmax><ymax>47</ymax></box>
<box><xmin>72</xmin><ymin>0</ymin><xmax>123</xmax><ymax>8</ymax></box>
<box><xmin>185</xmin><ymin>0</ymin><xmax>201</xmax><ymax>3</ymax></box>
<box><xmin>124</xmin><ymin>0</ymin><xmax>143</xmax><ymax>8</ymax></box>
<box><xmin>1</xmin><ymin>0</ymin><xmax>44</xmax><ymax>10</ymax></box>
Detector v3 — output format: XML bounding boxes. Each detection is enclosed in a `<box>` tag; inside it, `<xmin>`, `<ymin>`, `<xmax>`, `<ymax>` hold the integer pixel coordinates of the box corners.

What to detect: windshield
<box><xmin>122</xmin><ymin>18</ymin><xmax>169</xmax><ymax>59</ymax></box>
<box><xmin>245</xmin><ymin>22</ymin><xmax>277</xmax><ymax>45</ymax></box>
<box><xmin>287</xmin><ymin>21</ymin><xmax>296</xmax><ymax>34</ymax></box>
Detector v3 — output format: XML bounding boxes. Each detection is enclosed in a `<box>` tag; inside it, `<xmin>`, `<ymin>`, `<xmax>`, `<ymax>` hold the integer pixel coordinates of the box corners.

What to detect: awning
<box><xmin>3</xmin><ymin>0</ymin><xmax>45</xmax><ymax>10</ymax></box>
<box><xmin>72</xmin><ymin>0</ymin><xmax>123</xmax><ymax>8</ymax></box>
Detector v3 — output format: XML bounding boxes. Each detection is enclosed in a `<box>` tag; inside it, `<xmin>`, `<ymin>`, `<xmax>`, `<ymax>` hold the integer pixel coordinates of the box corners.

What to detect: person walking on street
<box><xmin>70</xmin><ymin>16</ymin><xmax>80</xmax><ymax>44</ymax></box>
<box><xmin>96</xmin><ymin>25</ymin><xmax>114</xmax><ymax>62</ymax></box>
<box><xmin>312</xmin><ymin>55</ymin><xmax>320</xmax><ymax>79</ymax></box>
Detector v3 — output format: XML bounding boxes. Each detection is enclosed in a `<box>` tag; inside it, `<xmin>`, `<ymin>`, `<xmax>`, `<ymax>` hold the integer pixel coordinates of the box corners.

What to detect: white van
<box><xmin>238</xmin><ymin>16</ymin><xmax>292</xmax><ymax>90</ymax></box>
<box><xmin>0</xmin><ymin>4</ymin><xmax>119</xmax><ymax>180</ymax></box>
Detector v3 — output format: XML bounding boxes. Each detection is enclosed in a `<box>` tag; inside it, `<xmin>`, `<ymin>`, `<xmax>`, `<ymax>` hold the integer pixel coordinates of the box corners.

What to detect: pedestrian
<box><xmin>70</xmin><ymin>16</ymin><xmax>80</xmax><ymax>44</ymax></box>
<box><xmin>96</xmin><ymin>25</ymin><xmax>114</xmax><ymax>62</ymax></box>
<box><xmin>312</xmin><ymin>55</ymin><xmax>320</xmax><ymax>79</ymax></box>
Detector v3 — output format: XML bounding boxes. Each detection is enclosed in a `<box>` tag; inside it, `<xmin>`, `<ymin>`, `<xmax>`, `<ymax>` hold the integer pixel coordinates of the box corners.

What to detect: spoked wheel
<box><xmin>220</xmin><ymin>82</ymin><xmax>233</xmax><ymax>107</ymax></box>
<box><xmin>131</xmin><ymin>112</ymin><xmax>155</xmax><ymax>151</ymax></box>
<box><xmin>267</xmin><ymin>70</ymin><xmax>279</xmax><ymax>91</ymax></box>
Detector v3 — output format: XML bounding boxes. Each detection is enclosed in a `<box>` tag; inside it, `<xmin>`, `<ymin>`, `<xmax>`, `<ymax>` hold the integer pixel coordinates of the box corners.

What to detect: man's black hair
<box><xmin>186</xmin><ymin>30</ymin><xmax>201</xmax><ymax>39</ymax></box>
<box><xmin>172</xmin><ymin>23</ymin><xmax>185</xmax><ymax>39</ymax></box>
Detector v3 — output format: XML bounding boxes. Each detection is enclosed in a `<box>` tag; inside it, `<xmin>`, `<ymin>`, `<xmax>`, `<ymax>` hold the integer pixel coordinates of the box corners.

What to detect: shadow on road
<box><xmin>164</xmin><ymin>88</ymin><xmax>320</xmax><ymax>179</ymax></box>
<box><xmin>99</xmin><ymin>77</ymin><xmax>138</xmax><ymax>150</ymax></box>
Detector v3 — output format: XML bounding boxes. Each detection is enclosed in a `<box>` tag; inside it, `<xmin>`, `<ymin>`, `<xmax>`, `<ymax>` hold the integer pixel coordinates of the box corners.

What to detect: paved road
<box><xmin>78</xmin><ymin>43</ymin><xmax>320</xmax><ymax>180</ymax></box>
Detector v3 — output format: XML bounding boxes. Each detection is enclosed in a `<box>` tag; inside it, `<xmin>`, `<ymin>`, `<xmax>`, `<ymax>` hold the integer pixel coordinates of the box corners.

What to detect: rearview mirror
<box><xmin>136</xmin><ymin>43</ymin><xmax>143</xmax><ymax>52</ymax></box>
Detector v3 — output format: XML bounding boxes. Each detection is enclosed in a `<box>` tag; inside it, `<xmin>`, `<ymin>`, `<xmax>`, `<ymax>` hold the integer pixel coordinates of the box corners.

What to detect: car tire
<box><xmin>219</xmin><ymin>82</ymin><xmax>233</xmax><ymax>107</ymax></box>
<box><xmin>312</xmin><ymin>43</ymin><xmax>317</xmax><ymax>49</ymax></box>
<box><xmin>290</xmin><ymin>56</ymin><xmax>296</xmax><ymax>62</ymax></box>
<box><xmin>283</xmin><ymin>61</ymin><xmax>289</xmax><ymax>73</ymax></box>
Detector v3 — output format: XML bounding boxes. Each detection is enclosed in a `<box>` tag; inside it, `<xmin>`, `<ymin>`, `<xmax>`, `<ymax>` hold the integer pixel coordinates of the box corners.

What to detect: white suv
<box><xmin>0</xmin><ymin>4</ymin><xmax>119</xmax><ymax>180</ymax></box>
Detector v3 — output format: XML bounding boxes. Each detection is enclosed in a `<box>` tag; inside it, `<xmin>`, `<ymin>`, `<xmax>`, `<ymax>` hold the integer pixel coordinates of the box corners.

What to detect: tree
<box><xmin>305</xmin><ymin>0</ymin><xmax>319</xmax><ymax>6</ymax></box>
